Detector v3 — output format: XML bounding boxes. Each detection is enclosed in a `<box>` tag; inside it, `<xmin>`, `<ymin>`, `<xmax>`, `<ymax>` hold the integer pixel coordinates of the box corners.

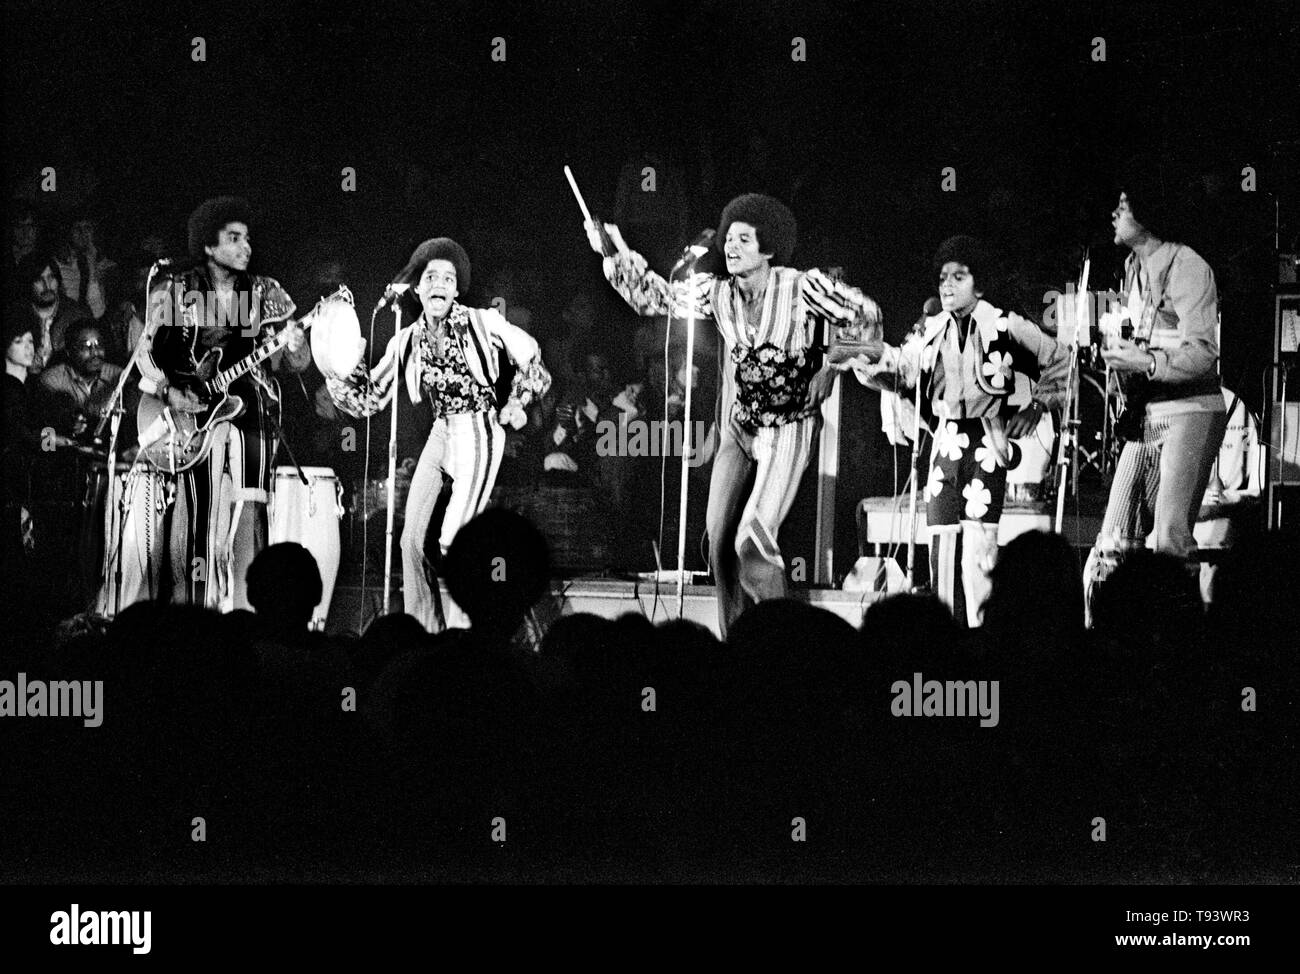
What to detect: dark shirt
<box><xmin>147</xmin><ymin>268</ymin><xmax>298</xmax><ymax>432</ymax></box>
<box><xmin>1</xmin><ymin>373</ymin><xmax>42</xmax><ymax>505</ymax></box>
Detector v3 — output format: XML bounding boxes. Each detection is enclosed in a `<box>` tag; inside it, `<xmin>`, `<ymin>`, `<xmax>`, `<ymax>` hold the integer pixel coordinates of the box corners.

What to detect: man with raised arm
<box><xmin>586</xmin><ymin>193</ymin><xmax>881</xmax><ymax>638</ymax></box>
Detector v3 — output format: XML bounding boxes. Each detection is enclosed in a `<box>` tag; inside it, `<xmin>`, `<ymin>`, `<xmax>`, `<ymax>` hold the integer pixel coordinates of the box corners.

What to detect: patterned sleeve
<box><xmin>604</xmin><ymin>250</ymin><xmax>714</xmax><ymax>319</ymax></box>
<box><xmin>256</xmin><ymin>277</ymin><xmax>311</xmax><ymax>374</ymax></box>
<box><xmin>324</xmin><ymin>330</ymin><xmax>404</xmax><ymax>418</ymax></box>
<box><xmin>801</xmin><ymin>268</ymin><xmax>883</xmax><ymax>343</ymax></box>
<box><xmin>1005</xmin><ymin>312</ymin><xmax>1068</xmax><ymax>411</ymax></box>
<box><xmin>850</xmin><ymin>336</ymin><xmax>922</xmax><ymax>392</ymax></box>
<box><xmin>509</xmin><ymin>357</ymin><xmax>552</xmax><ymax>411</ymax></box>
<box><xmin>482</xmin><ymin>308</ymin><xmax>553</xmax><ymax>410</ymax></box>
<box><xmin>257</xmin><ymin>276</ymin><xmax>297</xmax><ymax>327</ymax></box>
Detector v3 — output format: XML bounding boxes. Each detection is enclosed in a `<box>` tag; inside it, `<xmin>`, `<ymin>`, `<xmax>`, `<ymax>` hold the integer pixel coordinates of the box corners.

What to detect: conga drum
<box><xmin>268</xmin><ymin>466</ymin><xmax>343</xmax><ymax>630</ymax></box>
<box><xmin>1005</xmin><ymin>409</ymin><xmax>1057</xmax><ymax>507</ymax></box>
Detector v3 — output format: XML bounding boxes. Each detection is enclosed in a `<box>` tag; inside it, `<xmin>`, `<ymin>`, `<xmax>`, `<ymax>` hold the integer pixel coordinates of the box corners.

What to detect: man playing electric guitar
<box><xmin>1082</xmin><ymin>162</ymin><xmax>1226</xmax><ymax>623</ymax></box>
<box><xmin>141</xmin><ymin>196</ymin><xmax>310</xmax><ymax>611</ymax></box>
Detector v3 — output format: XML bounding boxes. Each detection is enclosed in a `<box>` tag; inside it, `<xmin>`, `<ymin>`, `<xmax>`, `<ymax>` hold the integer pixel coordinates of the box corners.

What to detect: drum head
<box><xmin>310</xmin><ymin>295</ymin><xmax>362</xmax><ymax>379</ymax></box>
<box><xmin>274</xmin><ymin>465</ymin><xmax>337</xmax><ymax>481</ymax></box>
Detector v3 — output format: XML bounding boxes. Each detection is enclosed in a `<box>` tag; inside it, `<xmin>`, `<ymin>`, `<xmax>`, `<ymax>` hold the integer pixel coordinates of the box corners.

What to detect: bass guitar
<box><xmin>137</xmin><ymin>286</ymin><xmax>355</xmax><ymax>473</ymax></box>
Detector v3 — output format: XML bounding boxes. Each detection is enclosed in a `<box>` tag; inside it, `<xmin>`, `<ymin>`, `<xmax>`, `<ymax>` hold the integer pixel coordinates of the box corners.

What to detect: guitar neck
<box><xmin>212</xmin><ymin>323</ymin><xmax>308</xmax><ymax>393</ymax></box>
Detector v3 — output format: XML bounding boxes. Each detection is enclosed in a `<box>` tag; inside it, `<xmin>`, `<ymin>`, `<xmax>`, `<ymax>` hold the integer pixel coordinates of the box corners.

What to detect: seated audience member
<box><xmin>8</xmin><ymin>202</ymin><xmax>41</xmax><ymax>282</ymax></box>
<box><xmin>246</xmin><ymin>541</ymin><xmax>324</xmax><ymax>636</ymax></box>
<box><xmin>1090</xmin><ymin>549</ymin><xmax>1205</xmax><ymax>657</ymax></box>
<box><xmin>101</xmin><ymin>249</ymin><xmax>156</xmax><ymax>366</ymax></box>
<box><xmin>3</xmin><ymin>316</ymin><xmax>85</xmax><ymax>628</ymax></box>
<box><xmin>2</xmin><ymin>320</ymin><xmax>42</xmax><ymax>564</ymax></box>
<box><xmin>545</xmin><ymin>349</ymin><xmax>619</xmax><ymax>475</ymax></box>
<box><xmin>54</xmin><ymin>210</ymin><xmax>116</xmax><ymax>320</ymax></box>
<box><xmin>34</xmin><ymin>319</ymin><xmax>125</xmax><ymax>445</ymax></box>
<box><xmin>442</xmin><ymin>507</ymin><xmax>552</xmax><ymax>646</ymax></box>
<box><xmin>978</xmin><ymin>530</ymin><xmax>1085</xmax><ymax>658</ymax></box>
<box><xmin>9</xmin><ymin>251</ymin><xmax>91</xmax><ymax>373</ymax></box>
<box><xmin>353</xmin><ymin>612</ymin><xmax>431</xmax><ymax>690</ymax></box>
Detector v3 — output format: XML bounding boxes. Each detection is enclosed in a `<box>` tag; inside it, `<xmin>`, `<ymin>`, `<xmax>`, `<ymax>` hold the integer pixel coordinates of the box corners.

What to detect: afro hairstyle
<box><xmin>187</xmin><ymin>196</ymin><xmax>254</xmax><ymax>261</ymax></box>
<box><xmin>933</xmin><ymin>234</ymin><xmax>994</xmax><ymax>290</ymax></box>
<box><xmin>716</xmin><ymin>193</ymin><xmax>798</xmax><ymax>266</ymax></box>
<box><xmin>1116</xmin><ymin>154</ymin><xmax>1181</xmax><ymax>242</ymax></box>
<box><xmin>398</xmin><ymin>237</ymin><xmax>472</xmax><ymax>294</ymax></box>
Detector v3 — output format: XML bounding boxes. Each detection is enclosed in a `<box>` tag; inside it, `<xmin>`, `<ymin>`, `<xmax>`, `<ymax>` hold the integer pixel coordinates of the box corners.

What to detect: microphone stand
<box><xmin>672</xmin><ymin>250</ymin><xmax>707</xmax><ymax>619</ymax></box>
<box><xmin>382</xmin><ymin>300</ymin><xmax>402</xmax><ymax>618</ymax></box>
<box><xmin>265</xmin><ymin>407</ymin><xmax>308</xmax><ymax>486</ymax></box>
<box><xmin>1054</xmin><ymin>256</ymin><xmax>1090</xmax><ymax>534</ymax></box>
<box><xmin>905</xmin><ymin>365</ymin><xmax>925</xmax><ymax>590</ymax></box>
<box><xmin>95</xmin><ymin>267</ymin><xmax>167</xmax><ymax>617</ymax></box>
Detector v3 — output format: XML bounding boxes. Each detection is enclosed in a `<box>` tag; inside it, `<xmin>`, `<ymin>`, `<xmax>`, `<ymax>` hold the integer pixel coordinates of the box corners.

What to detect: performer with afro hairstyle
<box><xmin>141</xmin><ymin>196</ymin><xmax>311</xmax><ymax>611</ymax></box>
<box><xmin>587</xmin><ymin>193</ymin><xmax>881</xmax><ymax>637</ymax></box>
<box><xmin>850</xmin><ymin>235</ymin><xmax>1069</xmax><ymax>627</ymax></box>
<box><xmin>322</xmin><ymin>237</ymin><xmax>551</xmax><ymax>632</ymax></box>
<box><xmin>1082</xmin><ymin>161</ymin><xmax>1226</xmax><ymax>623</ymax></box>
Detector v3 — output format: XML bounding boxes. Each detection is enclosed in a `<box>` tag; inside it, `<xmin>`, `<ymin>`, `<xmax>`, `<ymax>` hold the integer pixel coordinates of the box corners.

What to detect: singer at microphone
<box><xmin>849</xmin><ymin>235</ymin><xmax>1070</xmax><ymax>628</ymax></box>
<box><xmin>583</xmin><ymin>192</ymin><xmax>884</xmax><ymax>639</ymax></box>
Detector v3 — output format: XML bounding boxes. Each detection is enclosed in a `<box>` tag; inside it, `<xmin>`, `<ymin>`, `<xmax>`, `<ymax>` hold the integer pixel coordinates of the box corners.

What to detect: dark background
<box><xmin>7</xmin><ymin>0</ymin><xmax>1294</xmax><ymax>576</ymax></box>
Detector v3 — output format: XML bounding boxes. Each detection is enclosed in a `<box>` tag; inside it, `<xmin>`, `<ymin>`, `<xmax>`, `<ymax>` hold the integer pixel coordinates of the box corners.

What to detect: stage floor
<box><xmin>326</xmin><ymin>577</ymin><xmax>882</xmax><ymax>638</ymax></box>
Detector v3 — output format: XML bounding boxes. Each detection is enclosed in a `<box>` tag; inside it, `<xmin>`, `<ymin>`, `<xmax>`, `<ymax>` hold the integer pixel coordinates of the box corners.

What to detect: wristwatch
<box><xmin>1145</xmin><ymin>351</ymin><xmax>1159</xmax><ymax>379</ymax></box>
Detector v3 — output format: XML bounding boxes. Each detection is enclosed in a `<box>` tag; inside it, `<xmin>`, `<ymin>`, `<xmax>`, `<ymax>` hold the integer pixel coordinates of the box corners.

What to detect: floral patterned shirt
<box><xmin>325</xmin><ymin>302</ymin><xmax>551</xmax><ymax>421</ymax></box>
<box><xmin>603</xmin><ymin>249</ymin><xmax>880</xmax><ymax>430</ymax></box>
<box><xmin>419</xmin><ymin>322</ymin><xmax>496</xmax><ymax>420</ymax></box>
<box><xmin>732</xmin><ymin>343</ymin><xmax>821</xmax><ymax>429</ymax></box>
<box><xmin>862</xmin><ymin>300</ymin><xmax>1068</xmax><ymax>426</ymax></box>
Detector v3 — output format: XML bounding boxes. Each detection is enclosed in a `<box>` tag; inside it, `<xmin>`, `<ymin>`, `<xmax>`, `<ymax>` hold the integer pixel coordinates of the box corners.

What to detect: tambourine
<box><xmin>308</xmin><ymin>286</ymin><xmax>363</xmax><ymax>379</ymax></box>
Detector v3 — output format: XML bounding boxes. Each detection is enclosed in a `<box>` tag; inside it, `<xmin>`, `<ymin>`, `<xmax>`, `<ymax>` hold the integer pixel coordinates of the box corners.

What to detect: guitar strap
<box><xmin>1127</xmin><ymin>244</ymin><xmax>1181</xmax><ymax>344</ymax></box>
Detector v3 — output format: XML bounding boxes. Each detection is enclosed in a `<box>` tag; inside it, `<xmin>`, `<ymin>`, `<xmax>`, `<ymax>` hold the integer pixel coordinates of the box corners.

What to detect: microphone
<box><xmin>377</xmin><ymin>283</ymin><xmax>412</xmax><ymax>308</ymax></box>
<box><xmin>911</xmin><ymin>296</ymin><xmax>943</xmax><ymax>334</ymax></box>
<box><xmin>672</xmin><ymin>229</ymin><xmax>716</xmax><ymax>271</ymax></box>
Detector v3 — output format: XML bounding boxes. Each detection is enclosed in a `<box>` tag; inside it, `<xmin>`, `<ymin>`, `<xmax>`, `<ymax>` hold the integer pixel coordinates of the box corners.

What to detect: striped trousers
<box><xmin>402</xmin><ymin>411</ymin><xmax>505</xmax><ymax>632</ymax></box>
<box><xmin>706</xmin><ymin>415</ymin><xmax>817</xmax><ymax>639</ymax></box>
<box><xmin>171</xmin><ymin>415</ymin><xmax>276</xmax><ymax>611</ymax></box>
<box><xmin>1082</xmin><ymin>408</ymin><xmax>1226</xmax><ymax>624</ymax></box>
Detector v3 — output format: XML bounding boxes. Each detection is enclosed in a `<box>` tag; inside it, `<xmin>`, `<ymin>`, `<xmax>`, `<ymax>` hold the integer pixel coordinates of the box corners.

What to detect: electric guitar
<box><xmin>137</xmin><ymin>285</ymin><xmax>353</xmax><ymax>473</ymax></box>
<box><xmin>1097</xmin><ymin>290</ymin><xmax>1157</xmax><ymax>442</ymax></box>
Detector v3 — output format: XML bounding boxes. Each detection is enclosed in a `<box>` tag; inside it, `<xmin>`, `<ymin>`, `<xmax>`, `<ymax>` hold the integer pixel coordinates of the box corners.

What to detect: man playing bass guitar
<box><xmin>1082</xmin><ymin>161</ymin><xmax>1226</xmax><ymax>622</ymax></box>
<box><xmin>140</xmin><ymin>196</ymin><xmax>310</xmax><ymax>611</ymax></box>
